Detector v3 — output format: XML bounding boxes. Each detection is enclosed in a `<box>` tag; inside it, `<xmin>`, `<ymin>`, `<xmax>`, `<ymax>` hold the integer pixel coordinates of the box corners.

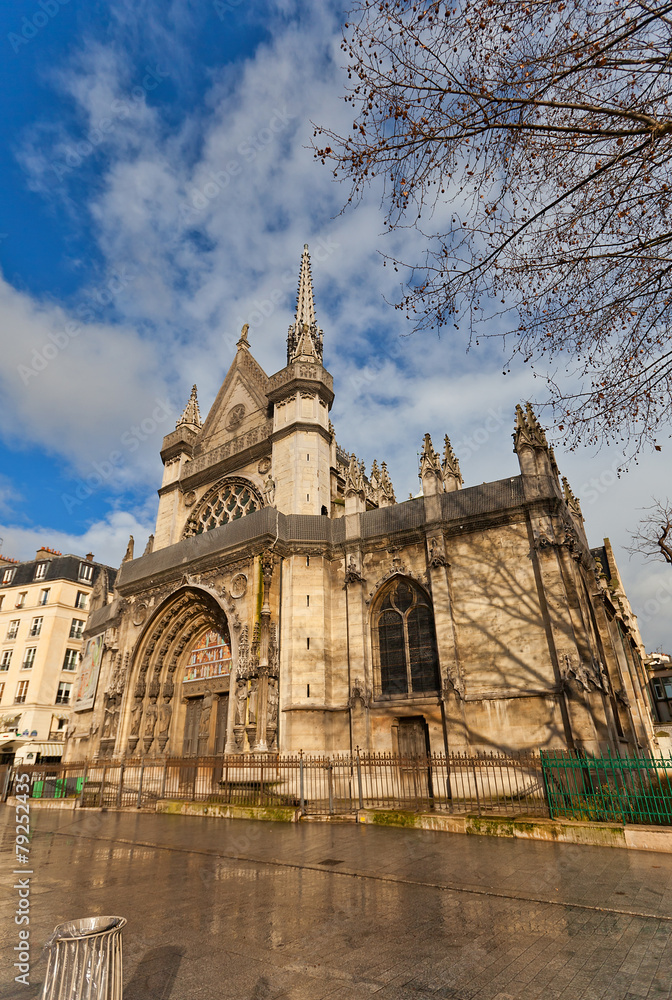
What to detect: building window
<box><xmin>69</xmin><ymin>619</ymin><xmax>85</xmax><ymax>640</ymax></box>
<box><xmin>372</xmin><ymin>578</ymin><xmax>440</xmax><ymax>698</ymax></box>
<box><xmin>34</xmin><ymin>562</ymin><xmax>48</xmax><ymax>580</ymax></box>
<box><xmin>7</xmin><ymin>620</ymin><xmax>20</xmax><ymax>640</ymax></box>
<box><xmin>22</xmin><ymin>647</ymin><xmax>37</xmax><ymax>670</ymax></box>
<box><xmin>0</xmin><ymin>650</ymin><xmax>11</xmax><ymax>670</ymax></box>
<box><xmin>0</xmin><ymin>596</ymin><xmax>3</xmax><ymax>611</ymax></box>
<box><xmin>39</xmin><ymin>588</ymin><xmax>50</xmax><ymax>605</ymax></box>
<box><xmin>182</xmin><ymin>477</ymin><xmax>264</xmax><ymax>538</ymax></box>
<box><xmin>29</xmin><ymin>617</ymin><xmax>43</xmax><ymax>637</ymax></box>
<box><xmin>75</xmin><ymin>591</ymin><xmax>88</xmax><ymax>610</ymax></box>
<box><xmin>15</xmin><ymin>592</ymin><xmax>27</xmax><ymax>609</ymax></box>
<box><xmin>15</xmin><ymin>680</ymin><xmax>29</xmax><ymax>703</ymax></box>
<box><xmin>55</xmin><ymin>682</ymin><xmax>72</xmax><ymax>705</ymax></box>
<box><xmin>78</xmin><ymin>562</ymin><xmax>94</xmax><ymax>583</ymax></box>
<box><xmin>2</xmin><ymin>567</ymin><xmax>16</xmax><ymax>584</ymax></box>
<box><xmin>0</xmin><ymin>682</ymin><xmax>4</xmax><ymax>703</ymax></box>
<box><xmin>62</xmin><ymin>648</ymin><xmax>79</xmax><ymax>671</ymax></box>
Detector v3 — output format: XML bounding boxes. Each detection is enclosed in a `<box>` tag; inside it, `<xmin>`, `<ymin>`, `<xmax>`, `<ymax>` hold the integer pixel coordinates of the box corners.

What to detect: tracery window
<box><xmin>373</xmin><ymin>578</ymin><xmax>439</xmax><ymax>698</ymax></box>
<box><xmin>183</xmin><ymin>478</ymin><xmax>264</xmax><ymax>538</ymax></box>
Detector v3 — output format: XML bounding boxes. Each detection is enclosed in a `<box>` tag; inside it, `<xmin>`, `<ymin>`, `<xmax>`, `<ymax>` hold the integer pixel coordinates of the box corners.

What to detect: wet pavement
<box><xmin>1</xmin><ymin>807</ymin><xmax>672</xmax><ymax>999</ymax></box>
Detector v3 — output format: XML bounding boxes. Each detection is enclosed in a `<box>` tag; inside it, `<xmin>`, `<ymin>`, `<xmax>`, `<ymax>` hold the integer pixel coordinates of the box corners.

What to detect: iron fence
<box><xmin>8</xmin><ymin>750</ymin><xmax>672</xmax><ymax>824</ymax></box>
<box><xmin>540</xmin><ymin>749</ymin><xmax>672</xmax><ymax>825</ymax></box>
<box><xmin>5</xmin><ymin>750</ymin><xmax>549</xmax><ymax>817</ymax></box>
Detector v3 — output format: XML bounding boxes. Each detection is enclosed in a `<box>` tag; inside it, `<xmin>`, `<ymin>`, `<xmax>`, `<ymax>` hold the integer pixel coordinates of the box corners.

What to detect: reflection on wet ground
<box><xmin>1</xmin><ymin>807</ymin><xmax>671</xmax><ymax>999</ymax></box>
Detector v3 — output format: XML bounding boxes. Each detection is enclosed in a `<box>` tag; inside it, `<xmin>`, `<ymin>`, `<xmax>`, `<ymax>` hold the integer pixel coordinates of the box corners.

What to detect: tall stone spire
<box><xmin>176</xmin><ymin>385</ymin><xmax>202</xmax><ymax>429</ymax></box>
<box><xmin>287</xmin><ymin>244</ymin><xmax>324</xmax><ymax>364</ymax></box>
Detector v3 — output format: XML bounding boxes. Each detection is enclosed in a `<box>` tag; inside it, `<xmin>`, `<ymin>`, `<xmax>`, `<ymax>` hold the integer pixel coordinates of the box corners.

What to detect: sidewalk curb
<box><xmin>12</xmin><ymin>797</ymin><xmax>672</xmax><ymax>852</ymax></box>
<box><xmin>357</xmin><ymin>809</ymin><xmax>672</xmax><ymax>852</ymax></box>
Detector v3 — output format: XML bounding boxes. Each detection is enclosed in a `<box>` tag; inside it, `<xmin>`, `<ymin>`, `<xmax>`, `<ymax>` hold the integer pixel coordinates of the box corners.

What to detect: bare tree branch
<box><xmin>629</xmin><ymin>498</ymin><xmax>672</xmax><ymax>563</ymax></box>
<box><xmin>314</xmin><ymin>0</ymin><xmax>672</xmax><ymax>457</ymax></box>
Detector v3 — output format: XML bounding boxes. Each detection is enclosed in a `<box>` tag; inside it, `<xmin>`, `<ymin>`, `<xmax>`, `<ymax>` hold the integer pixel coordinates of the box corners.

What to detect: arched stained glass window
<box><xmin>183</xmin><ymin>478</ymin><xmax>264</xmax><ymax>538</ymax></box>
<box><xmin>373</xmin><ymin>578</ymin><xmax>439</xmax><ymax>697</ymax></box>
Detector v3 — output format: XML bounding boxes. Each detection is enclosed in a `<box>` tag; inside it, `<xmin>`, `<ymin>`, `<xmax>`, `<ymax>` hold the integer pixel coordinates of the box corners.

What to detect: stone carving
<box><xmin>227</xmin><ymin>403</ymin><xmax>246</xmax><ymax>430</ymax></box>
<box><xmin>268</xmin><ymin>623</ymin><xmax>279</xmax><ymax>679</ymax></box>
<box><xmin>349</xmin><ymin>677</ymin><xmax>371</xmax><ymax>708</ymax></box>
<box><xmin>102</xmin><ymin>703</ymin><xmax>116</xmax><ymax>740</ymax></box>
<box><xmin>132</xmin><ymin>602</ymin><xmax>148</xmax><ymax>627</ymax></box>
<box><xmin>267</xmin><ymin>678</ymin><xmax>279</xmax><ymax>750</ymax></box>
<box><xmin>143</xmin><ymin>534</ymin><xmax>155</xmax><ymax>556</ymax></box>
<box><xmin>122</xmin><ymin>535</ymin><xmax>134</xmax><ymax>563</ymax></box>
<box><xmin>262</xmin><ymin>475</ymin><xmax>276</xmax><ymax>505</ymax></box>
<box><xmin>258</xmin><ymin>457</ymin><xmax>271</xmax><ymax>475</ymax></box>
<box><xmin>144</xmin><ymin>701</ymin><xmax>158</xmax><ymax>738</ymax></box>
<box><xmin>184</xmin><ymin>490</ymin><xmax>197</xmax><ymax>507</ymax></box>
<box><xmin>230</xmin><ymin>574</ymin><xmax>247</xmax><ymax>599</ymax></box>
<box><xmin>199</xmin><ymin>692</ymin><xmax>213</xmax><ymax>737</ymax></box>
<box><xmin>130</xmin><ymin>699</ymin><xmax>143</xmax><ymax>736</ymax></box>
<box><xmin>235</xmin><ymin>678</ymin><xmax>248</xmax><ymax>726</ymax></box>
<box><xmin>560</xmin><ymin>654</ymin><xmax>605</xmax><ymax>693</ymax></box>
<box><xmin>157</xmin><ymin>698</ymin><xmax>172</xmax><ymax>751</ymax></box>
<box><xmin>344</xmin><ymin>556</ymin><xmax>365</xmax><ymax>587</ymax></box>
<box><xmin>248</xmin><ymin>678</ymin><xmax>259</xmax><ymax>725</ymax></box>
<box><xmin>428</xmin><ymin>537</ymin><xmax>448</xmax><ymax>569</ymax></box>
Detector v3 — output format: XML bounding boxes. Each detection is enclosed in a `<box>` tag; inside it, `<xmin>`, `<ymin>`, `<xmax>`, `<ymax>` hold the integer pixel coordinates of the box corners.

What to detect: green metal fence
<box><xmin>540</xmin><ymin>749</ymin><xmax>672</xmax><ymax>825</ymax></box>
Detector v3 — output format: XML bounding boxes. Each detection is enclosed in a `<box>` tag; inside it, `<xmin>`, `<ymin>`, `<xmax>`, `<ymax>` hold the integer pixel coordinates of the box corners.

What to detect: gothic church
<box><xmin>67</xmin><ymin>246</ymin><xmax>654</xmax><ymax>761</ymax></box>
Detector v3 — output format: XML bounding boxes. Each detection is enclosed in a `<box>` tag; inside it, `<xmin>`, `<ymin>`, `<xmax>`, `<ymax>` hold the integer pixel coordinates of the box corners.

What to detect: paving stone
<box><xmin>2</xmin><ymin>808</ymin><xmax>672</xmax><ymax>999</ymax></box>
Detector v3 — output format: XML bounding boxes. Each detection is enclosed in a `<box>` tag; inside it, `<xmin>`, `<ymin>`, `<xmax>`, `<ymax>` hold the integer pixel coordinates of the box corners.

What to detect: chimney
<box><xmin>35</xmin><ymin>547</ymin><xmax>61</xmax><ymax>562</ymax></box>
<box><xmin>86</xmin><ymin>552</ymin><xmax>94</xmax><ymax>562</ymax></box>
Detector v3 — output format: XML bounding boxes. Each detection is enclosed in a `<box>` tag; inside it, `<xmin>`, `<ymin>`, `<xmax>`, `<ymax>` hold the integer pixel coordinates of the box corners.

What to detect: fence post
<box><xmin>160</xmin><ymin>762</ymin><xmax>168</xmax><ymax>800</ymax></box>
<box><xmin>472</xmin><ymin>758</ymin><xmax>481</xmax><ymax>817</ymax></box>
<box><xmin>80</xmin><ymin>764</ymin><xmax>88</xmax><ymax>806</ymax></box>
<box><xmin>356</xmin><ymin>750</ymin><xmax>364</xmax><ymax>811</ymax></box>
<box><xmin>117</xmin><ymin>764</ymin><xmax>124</xmax><ymax>808</ymax></box>
<box><xmin>136</xmin><ymin>764</ymin><xmax>144</xmax><ymax>810</ymax></box>
<box><xmin>98</xmin><ymin>766</ymin><xmax>107</xmax><ymax>808</ymax></box>
<box><xmin>299</xmin><ymin>754</ymin><xmax>305</xmax><ymax>815</ymax></box>
<box><xmin>328</xmin><ymin>761</ymin><xmax>334</xmax><ymax>815</ymax></box>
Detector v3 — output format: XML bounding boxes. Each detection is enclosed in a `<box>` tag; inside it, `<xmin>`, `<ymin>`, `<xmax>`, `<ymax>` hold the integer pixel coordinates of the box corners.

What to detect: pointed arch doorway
<box><xmin>124</xmin><ymin>586</ymin><xmax>238</xmax><ymax>758</ymax></box>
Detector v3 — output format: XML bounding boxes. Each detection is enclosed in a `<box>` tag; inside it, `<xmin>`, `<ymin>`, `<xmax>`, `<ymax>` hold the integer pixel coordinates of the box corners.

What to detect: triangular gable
<box><xmin>194</xmin><ymin>347</ymin><xmax>270</xmax><ymax>458</ymax></box>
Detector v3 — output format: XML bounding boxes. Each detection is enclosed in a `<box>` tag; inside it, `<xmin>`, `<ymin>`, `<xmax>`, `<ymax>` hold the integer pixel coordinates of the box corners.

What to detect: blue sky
<box><xmin>0</xmin><ymin>0</ymin><xmax>671</xmax><ymax>652</ymax></box>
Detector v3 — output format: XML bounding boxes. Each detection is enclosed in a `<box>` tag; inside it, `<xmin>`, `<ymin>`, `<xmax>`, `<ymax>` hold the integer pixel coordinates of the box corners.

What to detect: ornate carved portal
<box><xmin>125</xmin><ymin>562</ymin><xmax>281</xmax><ymax>758</ymax></box>
<box><xmin>126</xmin><ymin>586</ymin><xmax>233</xmax><ymax>758</ymax></box>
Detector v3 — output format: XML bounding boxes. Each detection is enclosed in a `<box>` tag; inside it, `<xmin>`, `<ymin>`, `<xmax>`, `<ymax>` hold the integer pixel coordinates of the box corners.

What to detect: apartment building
<box><xmin>0</xmin><ymin>547</ymin><xmax>115</xmax><ymax>763</ymax></box>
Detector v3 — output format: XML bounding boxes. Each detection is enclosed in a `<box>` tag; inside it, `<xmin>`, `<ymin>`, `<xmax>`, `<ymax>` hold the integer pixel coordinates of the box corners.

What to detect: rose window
<box><xmin>183</xmin><ymin>478</ymin><xmax>264</xmax><ymax>538</ymax></box>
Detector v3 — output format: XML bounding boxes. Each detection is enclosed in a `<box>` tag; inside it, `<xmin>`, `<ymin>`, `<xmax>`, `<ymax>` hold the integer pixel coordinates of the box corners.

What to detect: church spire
<box><xmin>176</xmin><ymin>385</ymin><xmax>202</xmax><ymax>429</ymax></box>
<box><xmin>287</xmin><ymin>244</ymin><xmax>324</xmax><ymax>364</ymax></box>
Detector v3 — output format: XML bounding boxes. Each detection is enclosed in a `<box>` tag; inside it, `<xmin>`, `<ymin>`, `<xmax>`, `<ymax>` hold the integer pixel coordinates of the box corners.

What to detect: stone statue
<box><xmin>199</xmin><ymin>692</ymin><xmax>213</xmax><ymax>736</ymax></box>
<box><xmin>143</xmin><ymin>534</ymin><xmax>155</xmax><ymax>556</ymax></box>
<box><xmin>123</xmin><ymin>535</ymin><xmax>134</xmax><ymax>563</ymax></box>
<box><xmin>248</xmin><ymin>677</ymin><xmax>258</xmax><ymax>725</ymax></box>
<box><xmin>267</xmin><ymin>678</ymin><xmax>279</xmax><ymax>728</ymax></box>
<box><xmin>262</xmin><ymin>475</ymin><xmax>276</xmax><ymax>505</ymax></box>
<box><xmin>102</xmin><ymin>704</ymin><xmax>115</xmax><ymax>739</ymax></box>
<box><xmin>130</xmin><ymin>699</ymin><xmax>143</xmax><ymax>736</ymax></box>
<box><xmin>235</xmin><ymin>678</ymin><xmax>248</xmax><ymax>726</ymax></box>
<box><xmin>158</xmin><ymin>699</ymin><xmax>172</xmax><ymax>736</ymax></box>
<box><xmin>143</xmin><ymin>701</ymin><xmax>158</xmax><ymax>738</ymax></box>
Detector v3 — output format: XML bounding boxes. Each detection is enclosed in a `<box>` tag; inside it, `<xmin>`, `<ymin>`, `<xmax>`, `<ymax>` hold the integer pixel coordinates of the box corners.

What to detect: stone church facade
<box><xmin>66</xmin><ymin>246</ymin><xmax>654</xmax><ymax>762</ymax></box>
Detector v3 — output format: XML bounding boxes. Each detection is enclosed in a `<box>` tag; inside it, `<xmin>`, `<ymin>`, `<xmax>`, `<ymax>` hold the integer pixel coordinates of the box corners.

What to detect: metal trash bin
<box><xmin>41</xmin><ymin>916</ymin><xmax>126</xmax><ymax>1000</ymax></box>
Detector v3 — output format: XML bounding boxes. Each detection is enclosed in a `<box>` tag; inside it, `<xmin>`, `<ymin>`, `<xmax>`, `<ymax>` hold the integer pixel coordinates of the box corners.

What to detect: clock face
<box><xmin>227</xmin><ymin>403</ymin><xmax>246</xmax><ymax>430</ymax></box>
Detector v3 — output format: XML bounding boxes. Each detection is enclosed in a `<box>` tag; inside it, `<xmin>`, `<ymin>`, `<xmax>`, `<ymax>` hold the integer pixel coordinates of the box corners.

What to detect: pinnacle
<box><xmin>287</xmin><ymin>244</ymin><xmax>324</xmax><ymax>364</ymax></box>
<box><xmin>176</xmin><ymin>384</ymin><xmax>202</xmax><ymax>429</ymax></box>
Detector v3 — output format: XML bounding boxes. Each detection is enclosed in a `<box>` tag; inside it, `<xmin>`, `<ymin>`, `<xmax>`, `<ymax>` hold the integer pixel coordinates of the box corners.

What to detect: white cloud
<box><xmin>0</xmin><ymin>508</ymin><xmax>155</xmax><ymax>569</ymax></box>
<box><xmin>4</xmin><ymin>0</ymin><xmax>672</xmax><ymax>652</ymax></box>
